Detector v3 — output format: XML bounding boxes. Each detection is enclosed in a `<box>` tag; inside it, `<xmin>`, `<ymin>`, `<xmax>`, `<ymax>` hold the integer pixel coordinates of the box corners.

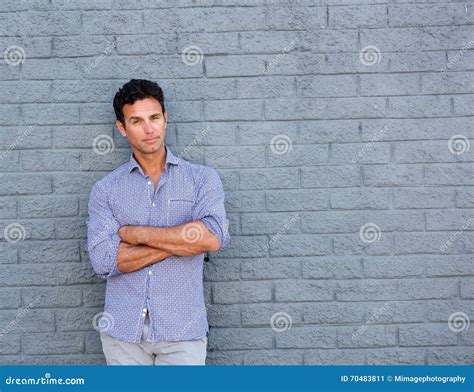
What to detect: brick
<box><xmin>276</xmin><ymin>326</ymin><xmax>336</xmax><ymax>349</ymax></box>
<box><xmin>239</xmin><ymin>168</ymin><xmax>299</xmax><ymax>190</ymax></box>
<box><xmin>302</xmin><ymin>256</ymin><xmax>363</xmax><ymax>279</ymax></box>
<box><xmin>363</xmin><ymin>165</ymin><xmax>423</xmax><ymax>187</ymax></box>
<box><xmin>0</xmin><ymin>174</ymin><xmax>52</xmax><ymax>196</ymax></box>
<box><xmin>329</xmin><ymin>5</ymin><xmax>387</xmax><ymax>28</ymax></box>
<box><xmin>267</xmin><ymin>190</ymin><xmax>328</xmax><ymax>212</ymax></box>
<box><xmin>241</xmin><ymin>212</ymin><xmax>300</xmax><ymax>235</ymax></box>
<box><xmin>22</xmin><ymin>286</ymin><xmax>82</xmax><ymax>308</ymax></box>
<box><xmin>23</xmin><ymin>333</ymin><xmax>84</xmax><ymax>355</ymax></box>
<box><xmin>389</xmin><ymin>4</ymin><xmax>472</xmax><ymax>27</ymax></box>
<box><xmin>22</xmin><ymin>104</ymin><xmax>80</xmax><ymax>125</ymax></box>
<box><xmin>213</xmin><ymin>281</ymin><xmax>272</xmax><ymax>304</ymax></box>
<box><xmin>208</xmin><ymin>328</ymin><xmax>272</xmax><ymax>350</ymax></box>
<box><xmin>400</xmin><ymin>324</ymin><xmax>457</xmax><ymax>346</ymax></box>
<box><xmin>204</xmin><ymin>258</ymin><xmax>240</xmax><ymax>281</ymax></box>
<box><xmin>241</xmin><ymin>258</ymin><xmax>300</xmax><ymax>280</ymax></box>
<box><xmin>275</xmin><ymin>280</ymin><xmax>333</xmax><ymax>302</ymax></box>
<box><xmin>19</xmin><ymin>196</ymin><xmax>78</xmax><ymax>218</ymax></box>
<box><xmin>330</xmin><ymin>188</ymin><xmax>389</xmax><ymax>209</ymax></box>
<box><xmin>394</xmin><ymin>187</ymin><xmax>455</xmax><ymax>209</ymax></box>
<box><xmin>21</xmin><ymin>150</ymin><xmax>81</xmax><ymax>171</ymax></box>
<box><xmin>338</xmin><ymin>325</ymin><xmax>397</xmax><ymax>348</ymax></box>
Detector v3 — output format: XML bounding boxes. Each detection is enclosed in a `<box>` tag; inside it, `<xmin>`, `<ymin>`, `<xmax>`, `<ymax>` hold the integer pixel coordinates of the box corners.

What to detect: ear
<box><xmin>163</xmin><ymin>111</ymin><xmax>168</xmax><ymax>127</ymax></box>
<box><xmin>116</xmin><ymin>120</ymin><xmax>126</xmax><ymax>137</ymax></box>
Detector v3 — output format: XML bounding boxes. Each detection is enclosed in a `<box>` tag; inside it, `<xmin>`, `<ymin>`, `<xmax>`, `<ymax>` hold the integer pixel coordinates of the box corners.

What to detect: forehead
<box><xmin>123</xmin><ymin>97</ymin><xmax>163</xmax><ymax>118</ymax></box>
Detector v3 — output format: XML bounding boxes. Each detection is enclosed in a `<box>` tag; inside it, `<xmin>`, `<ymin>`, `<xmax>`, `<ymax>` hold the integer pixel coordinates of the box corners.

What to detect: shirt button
<box><xmin>148</xmin><ymin>271</ymin><xmax>152</xmax><ymax>276</ymax></box>
<box><xmin>147</xmin><ymin>181</ymin><xmax>151</xmax><ymax>185</ymax></box>
<box><xmin>152</xmin><ymin>203</ymin><xmax>155</xmax><ymax>207</ymax></box>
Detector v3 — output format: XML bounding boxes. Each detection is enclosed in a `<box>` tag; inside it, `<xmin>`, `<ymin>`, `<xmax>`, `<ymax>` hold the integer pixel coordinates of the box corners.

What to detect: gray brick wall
<box><xmin>0</xmin><ymin>0</ymin><xmax>473</xmax><ymax>365</ymax></box>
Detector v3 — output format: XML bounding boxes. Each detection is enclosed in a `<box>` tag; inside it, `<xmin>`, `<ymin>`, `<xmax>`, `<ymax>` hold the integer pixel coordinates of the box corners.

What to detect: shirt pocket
<box><xmin>167</xmin><ymin>198</ymin><xmax>195</xmax><ymax>226</ymax></box>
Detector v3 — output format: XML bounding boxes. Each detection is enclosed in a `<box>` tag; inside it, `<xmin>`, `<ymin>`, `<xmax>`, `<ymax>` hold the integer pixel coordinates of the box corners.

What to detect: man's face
<box><xmin>116</xmin><ymin>97</ymin><xmax>167</xmax><ymax>155</ymax></box>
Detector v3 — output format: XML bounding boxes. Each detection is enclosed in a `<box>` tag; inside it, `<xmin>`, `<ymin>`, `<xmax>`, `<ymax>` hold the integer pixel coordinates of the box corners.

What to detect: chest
<box><xmin>109</xmin><ymin>173</ymin><xmax>196</xmax><ymax>228</ymax></box>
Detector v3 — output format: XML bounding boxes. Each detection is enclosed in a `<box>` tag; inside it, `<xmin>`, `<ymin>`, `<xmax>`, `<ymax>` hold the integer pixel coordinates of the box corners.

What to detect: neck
<box><xmin>133</xmin><ymin>146</ymin><xmax>166</xmax><ymax>178</ymax></box>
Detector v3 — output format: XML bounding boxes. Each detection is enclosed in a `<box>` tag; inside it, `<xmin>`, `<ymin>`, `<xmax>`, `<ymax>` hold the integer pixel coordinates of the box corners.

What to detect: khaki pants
<box><xmin>100</xmin><ymin>314</ymin><xmax>208</xmax><ymax>365</ymax></box>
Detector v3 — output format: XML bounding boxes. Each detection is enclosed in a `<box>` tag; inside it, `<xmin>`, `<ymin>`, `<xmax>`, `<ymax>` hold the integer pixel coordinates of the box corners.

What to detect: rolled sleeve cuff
<box><xmin>201</xmin><ymin>216</ymin><xmax>230</xmax><ymax>250</ymax></box>
<box><xmin>99</xmin><ymin>233</ymin><xmax>123</xmax><ymax>279</ymax></box>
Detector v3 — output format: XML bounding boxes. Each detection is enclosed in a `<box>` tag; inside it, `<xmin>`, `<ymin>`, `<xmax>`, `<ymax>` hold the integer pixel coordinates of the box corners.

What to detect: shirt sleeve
<box><xmin>86</xmin><ymin>182</ymin><xmax>123</xmax><ymax>279</ymax></box>
<box><xmin>192</xmin><ymin>167</ymin><xmax>231</xmax><ymax>250</ymax></box>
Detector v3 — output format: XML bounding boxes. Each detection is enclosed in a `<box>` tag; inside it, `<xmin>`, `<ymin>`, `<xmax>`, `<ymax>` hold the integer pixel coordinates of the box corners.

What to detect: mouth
<box><xmin>143</xmin><ymin>137</ymin><xmax>159</xmax><ymax>144</ymax></box>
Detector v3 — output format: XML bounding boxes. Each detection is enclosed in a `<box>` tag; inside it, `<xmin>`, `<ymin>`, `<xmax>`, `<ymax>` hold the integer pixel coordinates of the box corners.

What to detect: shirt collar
<box><xmin>128</xmin><ymin>145</ymin><xmax>179</xmax><ymax>175</ymax></box>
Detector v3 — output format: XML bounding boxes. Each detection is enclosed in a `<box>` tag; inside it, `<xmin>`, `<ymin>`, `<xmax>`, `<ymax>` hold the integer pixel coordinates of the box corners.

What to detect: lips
<box><xmin>144</xmin><ymin>137</ymin><xmax>159</xmax><ymax>143</ymax></box>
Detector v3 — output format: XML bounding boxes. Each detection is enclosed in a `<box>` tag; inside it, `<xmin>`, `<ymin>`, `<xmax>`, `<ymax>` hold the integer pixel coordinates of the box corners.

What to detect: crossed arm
<box><xmin>87</xmin><ymin>169</ymin><xmax>229</xmax><ymax>278</ymax></box>
<box><xmin>116</xmin><ymin>221</ymin><xmax>220</xmax><ymax>273</ymax></box>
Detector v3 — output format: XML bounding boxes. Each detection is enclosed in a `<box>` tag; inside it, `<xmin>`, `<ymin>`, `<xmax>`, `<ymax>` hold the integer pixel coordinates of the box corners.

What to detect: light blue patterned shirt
<box><xmin>86</xmin><ymin>145</ymin><xmax>230</xmax><ymax>343</ymax></box>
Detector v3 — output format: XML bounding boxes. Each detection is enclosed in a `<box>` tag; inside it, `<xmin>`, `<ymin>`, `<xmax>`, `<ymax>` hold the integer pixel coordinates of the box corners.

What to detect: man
<box><xmin>86</xmin><ymin>79</ymin><xmax>230</xmax><ymax>365</ymax></box>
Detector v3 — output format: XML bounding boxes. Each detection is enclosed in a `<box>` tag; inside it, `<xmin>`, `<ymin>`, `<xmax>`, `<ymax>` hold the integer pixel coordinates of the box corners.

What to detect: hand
<box><xmin>118</xmin><ymin>225</ymin><xmax>139</xmax><ymax>245</ymax></box>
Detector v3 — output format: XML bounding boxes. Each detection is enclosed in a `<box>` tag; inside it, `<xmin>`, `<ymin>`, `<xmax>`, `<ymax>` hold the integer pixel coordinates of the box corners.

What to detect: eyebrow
<box><xmin>128</xmin><ymin>113</ymin><xmax>161</xmax><ymax>121</ymax></box>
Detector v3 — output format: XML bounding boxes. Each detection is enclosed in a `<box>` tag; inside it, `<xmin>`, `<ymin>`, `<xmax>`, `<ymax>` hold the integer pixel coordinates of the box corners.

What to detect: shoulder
<box><xmin>177</xmin><ymin>158</ymin><xmax>221</xmax><ymax>185</ymax></box>
<box><xmin>90</xmin><ymin>161</ymin><xmax>130</xmax><ymax>194</ymax></box>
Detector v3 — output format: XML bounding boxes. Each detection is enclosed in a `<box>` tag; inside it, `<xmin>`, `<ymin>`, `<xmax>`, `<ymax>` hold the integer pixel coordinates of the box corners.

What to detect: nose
<box><xmin>142</xmin><ymin>121</ymin><xmax>154</xmax><ymax>135</ymax></box>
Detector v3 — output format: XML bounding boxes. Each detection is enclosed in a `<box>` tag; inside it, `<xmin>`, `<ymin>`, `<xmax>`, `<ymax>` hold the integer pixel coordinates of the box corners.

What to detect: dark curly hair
<box><xmin>113</xmin><ymin>79</ymin><xmax>166</xmax><ymax>126</ymax></box>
